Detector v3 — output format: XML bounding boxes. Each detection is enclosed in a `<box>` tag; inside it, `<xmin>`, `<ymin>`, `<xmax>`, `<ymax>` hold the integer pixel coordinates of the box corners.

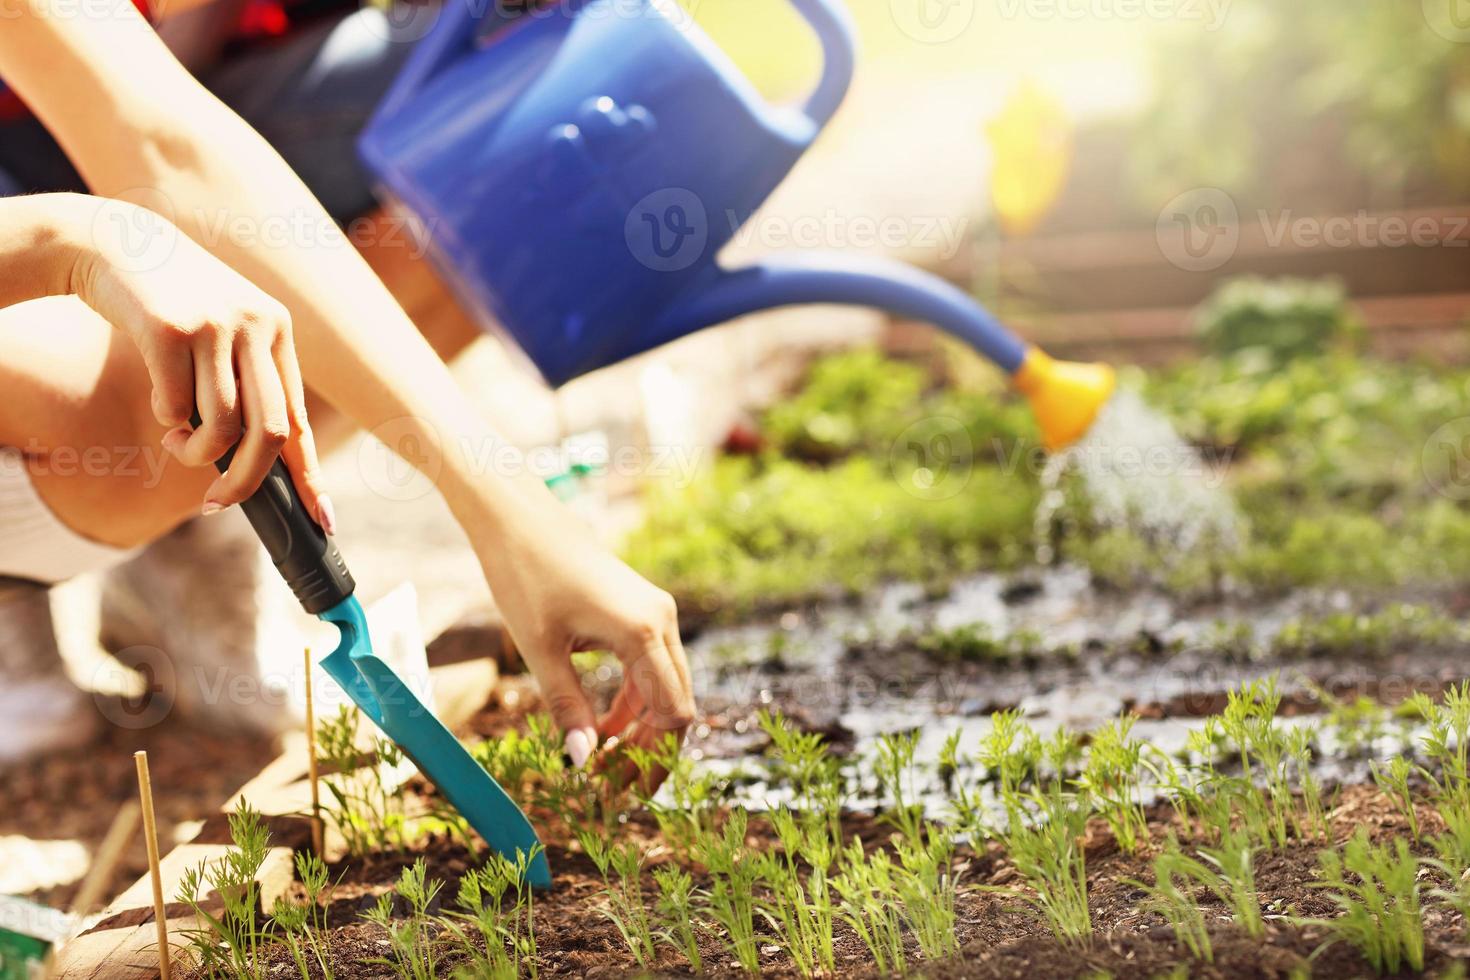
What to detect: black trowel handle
<box><xmin>191</xmin><ymin>411</ymin><xmax>355</xmax><ymax>615</ymax></box>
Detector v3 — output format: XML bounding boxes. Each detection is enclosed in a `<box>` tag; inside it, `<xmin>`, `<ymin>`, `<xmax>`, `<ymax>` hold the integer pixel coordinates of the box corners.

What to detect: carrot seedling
<box><xmin>754</xmin><ymin>807</ymin><xmax>837</xmax><ymax>977</ymax></box>
<box><xmin>178</xmin><ymin>802</ymin><xmax>272</xmax><ymax>980</ymax></box>
<box><xmin>1310</xmin><ymin>829</ymin><xmax>1424</xmax><ymax>975</ymax></box>
<box><xmin>653</xmin><ymin>866</ymin><xmax>702</xmax><ymax>973</ymax></box>
<box><xmin>693</xmin><ymin>810</ymin><xmax>763</xmax><ymax>973</ymax></box>
<box><xmin>271</xmin><ymin>852</ymin><xmax>337</xmax><ymax>980</ymax></box>
<box><xmin>578</xmin><ymin>832</ymin><xmax>657</xmax><ymax>968</ymax></box>
<box><xmin>362</xmin><ymin>859</ymin><xmax>444</xmax><ymax>980</ymax></box>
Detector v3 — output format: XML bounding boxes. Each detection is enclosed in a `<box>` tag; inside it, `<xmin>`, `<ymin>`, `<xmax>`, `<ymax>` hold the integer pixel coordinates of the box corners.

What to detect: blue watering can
<box><xmin>359</xmin><ymin>0</ymin><xmax>1114</xmax><ymax>449</ymax></box>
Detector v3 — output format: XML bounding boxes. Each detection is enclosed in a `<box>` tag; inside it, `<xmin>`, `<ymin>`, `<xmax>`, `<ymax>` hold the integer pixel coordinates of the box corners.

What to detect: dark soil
<box><xmin>184</xmin><ymin>743</ymin><xmax>1470</xmax><ymax>980</ymax></box>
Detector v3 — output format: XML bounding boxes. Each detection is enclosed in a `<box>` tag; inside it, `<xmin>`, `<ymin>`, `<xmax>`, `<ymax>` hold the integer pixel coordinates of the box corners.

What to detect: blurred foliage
<box><xmin>1193</xmin><ymin>277</ymin><xmax>1360</xmax><ymax>365</ymax></box>
<box><xmin>626</xmin><ymin>346</ymin><xmax>1470</xmax><ymax>617</ymax></box>
<box><xmin>1131</xmin><ymin>1</ymin><xmax>1470</xmax><ymax>203</ymax></box>
<box><xmin>622</xmin><ymin>456</ymin><xmax>1037</xmax><ymax>620</ymax></box>
<box><xmin>762</xmin><ymin>348</ymin><xmax>1034</xmax><ymax>463</ymax></box>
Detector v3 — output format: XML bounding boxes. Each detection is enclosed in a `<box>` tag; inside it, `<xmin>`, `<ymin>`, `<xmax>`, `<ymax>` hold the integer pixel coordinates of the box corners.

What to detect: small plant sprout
<box><xmin>1371</xmin><ymin>756</ymin><xmax>1421</xmax><ymax>842</ymax></box>
<box><xmin>692</xmin><ymin>809</ymin><xmax>764</xmax><ymax>973</ymax></box>
<box><xmin>1196</xmin><ymin>827</ymin><xmax>1264</xmax><ymax>939</ymax></box>
<box><xmin>759</xmin><ymin>710</ymin><xmax>848</xmax><ymax>828</ymax></box>
<box><xmin>1078</xmin><ymin>715</ymin><xmax>1149</xmax><ymax>854</ymax></box>
<box><xmin>627</xmin><ymin>730</ymin><xmax>731</xmax><ymax>851</ymax></box>
<box><xmin>1414</xmin><ymin>685</ymin><xmax>1470</xmax><ymax>814</ymax></box>
<box><xmin>892</xmin><ymin>832</ymin><xmax>960</xmax><ymax>961</ymax></box>
<box><xmin>178</xmin><ymin>802</ymin><xmax>272</xmax><ymax>980</ymax></box>
<box><xmin>316</xmin><ymin>705</ymin><xmax>415</xmax><ymax>856</ymax></box>
<box><xmin>979</xmin><ymin>709</ymin><xmax>1042</xmax><ymax>831</ymax></box>
<box><xmin>444</xmin><ymin>847</ymin><xmax>542</xmax><ymax>980</ymax></box>
<box><xmin>578</xmin><ymin>831</ymin><xmax>657</xmax><ymax>968</ymax></box>
<box><xmin>270</xmin><ymin>851</ymin><xmax>337</xmax><ymax>980</ymax></box>
<box><xmin>1311</xmin><ymin>829</ymin><xmax>1424</xmax><ymax>975</ymax></box>
<box><xmin>993</xmin><ymin>781</ymin><xmax>1093</xmax><ymax>948</ymax></box>
<box><xmin>833</xmin><ymin>839</ymin><xmax>909</xmax><ymax>976</ymax></box>
<box><xmin>653</xmin><ymin>865</ymin><xmax>702</xmax><ymax>973</ymax></box>
<box><xmin>362</xmin><ymin>859</ymin><xmax>444</xmax><ymax>980</ymax></box>
<box><xmin>940</xmin><ymin>728</ymin><xmax>987</xmax><ymax>844</ymax></box>
<box><xmin>753</xmin><ymin>807</ymin><xmax>837</xmax><ymax>977</ymax></box>
<box><xmin>1128</xmin><ymin>838</ymin><xmax>1213</xmax><ymax>963</ymax></box>
<box><xmin>874</xmin><ymin>729</ymin><xmax>925</xmax><ymax>844</ymax></box>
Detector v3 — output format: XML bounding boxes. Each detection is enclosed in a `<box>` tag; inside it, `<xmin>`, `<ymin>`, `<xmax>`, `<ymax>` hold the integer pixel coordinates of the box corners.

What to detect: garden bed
<box><xmin>73</xmin><ymin>343</ymin><xmax>1470</xmax><ymax>979</ymax></box>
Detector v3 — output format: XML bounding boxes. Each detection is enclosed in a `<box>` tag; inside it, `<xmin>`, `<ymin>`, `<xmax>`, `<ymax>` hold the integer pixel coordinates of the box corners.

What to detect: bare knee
<box><xmin>0</xmin><ymin>297</ymin><xmax>208</xmax><ymax>548</ymax></box>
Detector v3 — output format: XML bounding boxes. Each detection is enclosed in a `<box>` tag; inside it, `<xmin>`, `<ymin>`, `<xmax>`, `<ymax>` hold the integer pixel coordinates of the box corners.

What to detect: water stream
<box><xmin>1034</xmin><ymin>388</ymin><xmax>1242</xmax><ymax>564</ymax></box>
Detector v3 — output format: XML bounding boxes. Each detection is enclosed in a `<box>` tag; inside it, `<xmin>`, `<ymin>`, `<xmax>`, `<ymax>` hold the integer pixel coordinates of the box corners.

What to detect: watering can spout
<box><xmin>651</xmin><ymin>254</ymin><xmax>1114</xmax><ymax>450</ymax></box>
<box><xmin>1013</xmin><ymin>348</ymin><xmax>1116</xmax><ymax>451</ymax></box>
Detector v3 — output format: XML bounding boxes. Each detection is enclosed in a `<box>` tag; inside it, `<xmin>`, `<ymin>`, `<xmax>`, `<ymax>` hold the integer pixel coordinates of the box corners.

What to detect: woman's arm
<box><xmin>0</xmin><ymin>1</ymin><xmax>694</xmax><ymax>763</ymax></box>
<box><xmin>1</xmin><ymin>191</ymin><xmax>321</xmax><ymax>513</ymax></box>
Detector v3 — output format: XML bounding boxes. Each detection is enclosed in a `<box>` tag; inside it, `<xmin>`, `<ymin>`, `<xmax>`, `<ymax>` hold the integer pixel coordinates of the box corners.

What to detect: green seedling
<box><xmin>759</xmin><ymin>711</ymin><xmax>848</xmax><ymax>822</ymax></box>
<box><xmin>1412</xmin><ymin>685</ymin><xmax>1470</xmax><ymax>814</ymax></box>
<box><xmin>1078</xmin><ymin>715</ymin><xmax>1149</xmax><ymax>854</ymax></box>
<box><xmin>940</xmin><ymin>728</ymin><xmax>989</xmax><ymax>845</ymax></box>
<box><xmin>874</xmin><ymin>730</ymin><xmax>925</xmax><ymax>844</ymax></box>
<box><xmin>979</xmin><ymin>709</ymin><xmax>1042</xmax><ymax>831</ymax></box>
<box><xmin>1127</xmin><ymin>839</ymin><xmax>1213</xmax><ymax>963</ymax></box>
<box><xmin>443</xmin><ymin>847</ymin><xmax>542</xmax><ymax>980</ymax></box>
<box><xmin>893</xmin><ymin>832</ymin><xmax>960</xmax><ymax>961</ymax></box>
<box><xmin>178</xmin><ymin>802</ymin><xmax>272</xmax><ymax>980</ymax></box>
<box><xmin>626</xmin><ymin>730</ymin><xmax>735</xmax><ymax>853</ymax></box>
<box><xmin>991</xmin><ymin>783</ymin><xmax>1092</xmax><ymax>947</ymax></box>
<box><xmin>833</xmin><ymin>839</ymin><xmax>909</xmax><ymax>977</ymax></box>
<box><xmin>753</xmin><ymin>807</ymin><xmax>837</xmax><ymax>978</ymax></box>
<box><xmin>270</xmin><ymin>851</ymin><xmax>338</xmax><ymax>980</ymax></box>
<box><xmin>1370</xmin><ymin>756</ymin><xmax>1421</xmax><ymax>842</ymax></box>
<box><xmin>1310</xmin><ymin>829</ymin><xmax>1424</xmax><ymax>975</ymax></box>
<box><xmin>362</xmin><ymin>859</ymin><xmax>444</xmax><ymax>980</ymax></box>
<box><xmin>692</xmin><ymin>809</ymin><xmax>763</xmax><ymax>973</ymax></box>
<box><xmin>653</xmin><ymin>866</ymin><xmax>702</xmax><ymax>974</ymax></box>
<box><xmin>1197</xmin><ymin>829</ymin><xmax>1264</xmax><ymax>939</ymax></box>
<box><xmin>473</xmin><ymin>715</ymin><xmax>615</xmax><ymax>836</ymax></box>
<box><xmin>578</xmin><ymin>832</ymin><xmax>657</xmax><ymax>968</ymax></box>
<box><xmin>316</xmin><ymin>705</ymin><xmax>415</xmax><ymax>856</ymax></box>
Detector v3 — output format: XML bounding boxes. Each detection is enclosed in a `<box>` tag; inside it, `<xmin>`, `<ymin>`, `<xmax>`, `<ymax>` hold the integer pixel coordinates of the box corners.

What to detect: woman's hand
<box><xmin>69</xmin><ymin>196</ymin><xmax>332</xmax><ymax>528</ymax></box>
<box><xmin>473</xmin><ymin>485</ymin><xmax>694</xmax><ymax>784</ymax></box>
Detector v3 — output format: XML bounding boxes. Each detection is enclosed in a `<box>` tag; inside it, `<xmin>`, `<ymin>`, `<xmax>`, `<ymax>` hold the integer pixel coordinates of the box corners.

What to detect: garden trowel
<box><xmin>202</xmin><ymin>418</ymin><xmax>552</xmax><ymax>888</ymax></box>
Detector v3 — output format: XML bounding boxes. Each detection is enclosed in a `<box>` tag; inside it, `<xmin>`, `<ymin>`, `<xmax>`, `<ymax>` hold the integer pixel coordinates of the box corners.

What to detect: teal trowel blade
<box><xmin>316</xmin><ymin>596</ymin><xmax>552</xmax><ymax>888</ymax></box>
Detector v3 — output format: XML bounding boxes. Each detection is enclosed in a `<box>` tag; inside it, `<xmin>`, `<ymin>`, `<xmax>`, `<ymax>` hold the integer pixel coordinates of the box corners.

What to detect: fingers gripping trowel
<box><xmin>203</xmin><ymin>420</ymin><xmax>552</xmax><ymax>888</ymax></box>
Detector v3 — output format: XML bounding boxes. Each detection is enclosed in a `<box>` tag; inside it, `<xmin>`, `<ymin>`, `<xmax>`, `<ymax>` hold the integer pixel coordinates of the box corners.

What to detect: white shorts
<box><xmin>0</xmin><ymin>448</ymin><xmax>136</xmax><ymax>584</ymax></box>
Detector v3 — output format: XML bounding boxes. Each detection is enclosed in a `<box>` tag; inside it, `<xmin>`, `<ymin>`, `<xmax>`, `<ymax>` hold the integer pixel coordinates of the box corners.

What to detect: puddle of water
<box><xmin>1035</xmin><ymin>388</ymin><xmax>1243</xmax><ymax>564</ymax></box>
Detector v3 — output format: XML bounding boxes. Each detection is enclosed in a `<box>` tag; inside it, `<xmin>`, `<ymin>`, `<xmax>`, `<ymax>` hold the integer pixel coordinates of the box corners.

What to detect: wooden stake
<box><xmin>304</xmin><ymin>647</ymin><xmax>323</xmax><ymax>858</ymax></box>
<box><xmin>134</xmin><ymin>751</ymin><xmax>172</xmax><ymax>980</ymax></box>
<box><xmin>70</xmin><ymin>800</ymin><xmax>142</xmax><ymax>919</ymax></box>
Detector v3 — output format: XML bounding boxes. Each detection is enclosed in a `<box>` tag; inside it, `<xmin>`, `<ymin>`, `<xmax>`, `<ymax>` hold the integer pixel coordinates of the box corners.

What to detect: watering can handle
<box><xmin>370</xmin><ymin>0</ymin><xmax>516</xmax><ymax>121</ymax></box>
<box><xmin>787</xmin><ymin>0</ymin><xmax>857</xmax><ymax>128</ymax></box>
